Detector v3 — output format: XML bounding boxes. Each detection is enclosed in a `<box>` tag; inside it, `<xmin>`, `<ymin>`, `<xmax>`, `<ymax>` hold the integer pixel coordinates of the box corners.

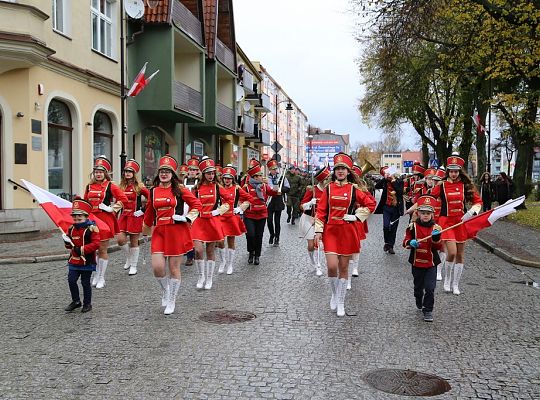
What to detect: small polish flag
<box><xmin>127</xmin><ymin>62</ymin><xmax>159</xmax><ymax>97</ymax></box>
<box><xmin>21</xmin><ymin>180</ymin><xmax>110</xmax><ymax>236</ymax></box>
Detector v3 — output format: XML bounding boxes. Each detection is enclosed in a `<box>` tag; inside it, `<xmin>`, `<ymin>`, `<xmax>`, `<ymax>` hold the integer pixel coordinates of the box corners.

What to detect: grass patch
<box><xmin>508</xmin><ymin>201</ymin><xmax>540</xmax><ymax>229</ymax></box>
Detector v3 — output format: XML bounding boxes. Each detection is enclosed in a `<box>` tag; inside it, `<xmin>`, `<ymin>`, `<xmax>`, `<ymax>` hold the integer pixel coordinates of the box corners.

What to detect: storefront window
<box><xmin>93</xmin><ymin>111</ymin><xmax>113</xmax><ymax>161</ymax></box>
<box><xmin>48</xmin><ymin>99</ymin><xmax>72</xmax><ymax>196</ymax></box>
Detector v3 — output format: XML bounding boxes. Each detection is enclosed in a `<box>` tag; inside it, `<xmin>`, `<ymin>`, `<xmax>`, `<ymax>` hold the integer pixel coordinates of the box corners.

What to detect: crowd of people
<box><xmin>62</xmin><ymin>151</ymin><xmax>491</xmax><ymax>322</ymax></box>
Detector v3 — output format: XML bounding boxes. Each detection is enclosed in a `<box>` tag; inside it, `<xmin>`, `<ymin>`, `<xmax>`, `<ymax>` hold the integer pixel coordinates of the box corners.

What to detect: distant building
<box><xmin>305</xmin><ymin>130</ymin><xmax>349</xmax><ymax>170</ymax></box>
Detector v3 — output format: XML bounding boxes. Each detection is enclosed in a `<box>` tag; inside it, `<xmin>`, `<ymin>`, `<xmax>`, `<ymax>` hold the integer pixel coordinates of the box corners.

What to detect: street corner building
<box><xmin>0</xmin><ymin>0</ymin><xmax>122</xmax><ymax>233</ymax></box>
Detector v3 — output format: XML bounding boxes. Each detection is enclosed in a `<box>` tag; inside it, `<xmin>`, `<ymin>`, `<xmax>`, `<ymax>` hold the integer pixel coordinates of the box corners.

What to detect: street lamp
<box><xmin>274</xmin><ymin>94</ymin><xmax>293</xmax><ymax>165</ymax></box>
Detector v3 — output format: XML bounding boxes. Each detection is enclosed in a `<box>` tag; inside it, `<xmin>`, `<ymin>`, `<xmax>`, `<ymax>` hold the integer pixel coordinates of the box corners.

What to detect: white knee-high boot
<box><xmin>352</xmin><ymin>254</ymin><xmax>359</xmax><ymax>277</ymax></box>
<box><xmin>157</xmin><ymin>276</ymin><xmax>169</xmax><ymax>307</ymax></box>
<box><xmin>226</xmin><ymin>249</ymin><xmax>235</xmax><ymax>275</ymax></box>
<box><xmin>453</xmin><ymin>263</ymin><xmax>464</xmax><ymax>295</ymax></box>
<box><xmin>337</xmin><ymin>278</ymin><xmax>348</xmax><ymax>317</ymax></box>
<box><xmin>205</xmin><ymin>260</ymin><xmax>216</xmax><ymax>289</ymax></box>
<box><xmin>120</xmin><ymin>244</ymin><xmax>130</xmax><ymax>269</ymax></box>
<box><xmin>128</xmin><ymin>247</ymin><xmax>140</xmax><ymax>275</ymax></box>
<box><xmin>437</xmin><ymin>251</ymin><xmax>446</xmax><ymax>281</ymax></box>
<box><xmin>96</xmin><ymin>259</ymin><xmax>108</xmax><ymax>289</ymax></box>
<box><xmin>164</xmin><ymin>278</ymin><xmax>181</xmax><ymax>315</ymax></box>
<box><xmin>329</xmin><ymin>277</ymin><xmax>338</xmax><ymax>310</ymax></box>
<box><xmin>444</xmin><ymin>261</ymin><xmax>454</xmax><ymax>292</ymax></box>
<box><xmin>347</xmin><ymin>262</ymin><xmax>353</xmax><ymax>290</ymax></box>
<box><xmin>92</xmin><ymin>257</ymin><xmax>100</xmax><ymax>287</ymax></box>
<box><xmin>195</xmin><ymin>259</ymin><xmax>205</xmax><ymax>288</ymax></box>
<box><xmin>217</xmin><ymin>248</ymin><xmax>227</xmax><ymax>274</ymax></box>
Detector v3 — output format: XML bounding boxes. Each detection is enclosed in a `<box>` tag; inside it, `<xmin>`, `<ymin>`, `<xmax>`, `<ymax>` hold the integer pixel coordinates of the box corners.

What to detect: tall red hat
<box><xmin>267</xmin><ymin>159</ymin><xmax>279</xmax><ymax>170</ymax></box>
<box><xmin>417</xmin><ymin>195</ymin><xmax>437</xmax><ymax>213</ymax></box>
<box><xmin>434</xmin><ymin>167</ymin><xmax>446</xmax><ymax>180</ymax></box>
<box><xmin>222</xmin><ymin>165</ymin><xmax>237</xmax><ymax>179</ymax></box>
<box><xmin>178</xmin><ymin>164</ymin><xmax>189</xmax><ymax>174</ymax></box>
<box><xmin>216</xmin><ymin>164</ymin><xmax>223</xmax><ymax>175</ymax></box>
<box><xmin>199</xmin><ymin>156</ymin><xmax>216</xmax><ymax>173</ymax></box>
<box><xmin>158</xmin><ymin>155</ymin><xmax>178</xmax><ymax>173</ymax></box>
<box><xmin>424</xmin><ymin>168</ymin><xmax>436</xmax><ymax>178</ymax></box>
<box><xmin>446</xmin><ymin>155</ymin><xmax>465</xmax><ymax>170</ymax></box>
<box><xmin>352</xmin><ymin>164</ymin><xmax>362</xmax><ymax>177</ymax></box>
<box><xmin>71</xmin><ymin>197</ymin><xmax>92</xmax><ymax>216</ymax></box>
<box><xmin>333</xmin><ymin>152</ymin><xmax>353</xmax><ymax>170</ymax></box>
<box><xmin>314</xmin><ymin>165</ymin><xmax>330</xmax><ymax>183</ymax></box>
<box><xmin>380</xmin><ymin>166</ymin><xmax>389</xmax><ymax>176</ymax></box>
<box><xmin>94</xmin><ymin>156</ymin><xmax>112</xmax><ymax>173</ymax></box>
<box><xmin>124</xmin><ymin>159</ymin><xmax>140</xmax><ymax>173</ymax></box>
<box><xmin>412</xmin><ymin>163</ymin><xmax>426</xmax><ymax>175</ymax></box>
<box><xmin>247</xmin><ymin>164</ymin><xmax>263</xmax><ymax>177</ymax></box>
<box><xmin>187</xmin><ymin>156</ymin><xmax>199</xmax><ymax>169</ymax></box>
<box><xmin>249</xmin><ymin>158</ymin><xmax>261</xmax><ymax>168</ymax></box>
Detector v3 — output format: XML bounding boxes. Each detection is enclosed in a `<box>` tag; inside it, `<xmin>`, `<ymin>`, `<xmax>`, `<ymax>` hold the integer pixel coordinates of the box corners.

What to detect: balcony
<box><xmin>215</xmin><ymin>38</ymin><xmax>235</xmax><ymax>73</ymax></box>
<box><xmin>236</xmin><ymin>114</ymin><xmax>256</xmax><ymax>138</ymax></box>
<box><xmin>240</xmin><ymin>69</ymin><xmax>254</xmax><ymax>94</ymax></box>
<box><xmin>173</xmin><ymin>80</ymin><xmax>203</xmax><ymax>117</ymax></box>
<box><xmin>171</xmin><ymin>0</ymin><xmax>204</xmax><ymax>46</ymax></box>
<box><xmin>254</xmin><ymin>124</ymin><xmax>271</xmax><ymax>145</ymax></box>
<box><xmin>252</xmin><ymin>93</ymin><xmax>272</xmax><ymax>112</ymax></box>
<box><xmin>217</xmin><ymin>102</ymin><xmax>235</xmax><ymax>131</ymax></box>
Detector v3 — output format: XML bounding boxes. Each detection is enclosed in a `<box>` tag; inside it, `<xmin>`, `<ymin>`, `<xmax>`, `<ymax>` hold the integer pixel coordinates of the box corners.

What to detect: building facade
<box><xmin>0</xmin><ymin>0</ymin><xmax>121</xmax><ymax>232</ymax></box>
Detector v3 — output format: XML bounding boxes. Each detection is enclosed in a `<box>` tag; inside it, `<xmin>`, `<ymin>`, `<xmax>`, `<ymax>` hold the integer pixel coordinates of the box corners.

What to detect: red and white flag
<box><xmin>127</xmin><ymin>62</ymin><xmax>159</xmax><ymax>97</ymax></box>
<box><xmin>464</xmin><ymin>196</ymin><xmax>525</xmax><ymax>239</ymax></box>
<box><xmin>21</xmin><ymin>179</ymin><xmax>110</xmax><ymax>236</ymax></box>
<box><xmin>472</xmin><ymin>114</ymin><xmax>486</xmax><ymax>136</ymax></box>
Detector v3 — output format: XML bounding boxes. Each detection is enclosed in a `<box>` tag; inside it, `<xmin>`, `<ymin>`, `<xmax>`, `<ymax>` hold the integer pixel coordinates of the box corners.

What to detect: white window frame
<box><xmin>52</xmin><ymin>0</ymin><xmax>71</xmax><ymax>36</ymax></box>
<box><xmin>91</xmin><ymin>0</ymin><xmax>117</xmax><ymax>58</ymax></box>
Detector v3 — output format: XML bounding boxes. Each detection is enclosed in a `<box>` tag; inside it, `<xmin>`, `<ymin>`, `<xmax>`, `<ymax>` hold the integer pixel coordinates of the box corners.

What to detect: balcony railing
<box><xmin>241</xmin><ymin>70</ymin><xmax>254</xmax><ymax>94</ymax></box>
<box><xmin>215</xmin><ymin>38</ymin><xmax>235</xmax><ymax>72</ymax></box>
<box><xmin>217</xmin><ymin>102</ymin><xmax>235</xmax><ymax>131</ymax></box>
<box><xmin>254</xmin><ymin>124</ymin><xmax>271</xmax><ymax>145</ymax></box>
<box><xmin>236</xmin><ymin>114</ymin><xmax>256</xmax><ymax>138</ymax></box>
<box><xmin>252</xmin><ymin>93</ymin><xmax>272</xmax><ymax>112</ymax></box>
<box><xmin>171</xmin><ymin>0</ymin><xmax>204</xmax><ymax>46</ymax></box>
<box><xmin>173</xmin><ymin>81</ymin><xmax>203</xmax><ymax>117</ymax></box>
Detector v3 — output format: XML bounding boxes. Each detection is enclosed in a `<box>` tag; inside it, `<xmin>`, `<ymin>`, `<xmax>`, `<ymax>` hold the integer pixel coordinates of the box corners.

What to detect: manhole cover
<box><xmin>363</xmin><ymin>369</ymin><xmax>451</xmax><ymax>396</ymax></box>
<box><xmin>199</xmin><ymin>310</ymin><xmax>256</xmax><ymax>324</ymax></box>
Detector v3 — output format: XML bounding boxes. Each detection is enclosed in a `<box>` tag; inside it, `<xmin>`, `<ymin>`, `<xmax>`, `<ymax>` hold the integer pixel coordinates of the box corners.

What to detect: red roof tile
<box><xmin>144</xmin><ymin>0</ymin><xmax>171</xmax><ymax>23</ymax></box>
<box><xmin>203</xmin><ymin>0</ymin><xmax>217</xmax><ymax>58</ymax></box>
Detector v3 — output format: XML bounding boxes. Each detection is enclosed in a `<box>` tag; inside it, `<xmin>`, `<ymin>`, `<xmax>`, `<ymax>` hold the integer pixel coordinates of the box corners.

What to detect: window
<box><xmin>52</xmin><ymin>0</ymin><xmax>71</xmax><ymax>35</ymax></box>
<box><xmin>143</xmin><ymin>128</ymin><xmax>169</xmax><ymax>185</ymax></box>
<box><xmin>91</xmin><ymin>0</ymin><xmax>114</xmax><ymax>57</ymax></box>
<box><xmin>93</xmin><ymin>111</ymin><xmax>113</xmax><ymax>161</ymax></box>
<box><xmin>48</xmin><ymin>100</ymin><xmax>72</xmax><ymax>196</ymax></box>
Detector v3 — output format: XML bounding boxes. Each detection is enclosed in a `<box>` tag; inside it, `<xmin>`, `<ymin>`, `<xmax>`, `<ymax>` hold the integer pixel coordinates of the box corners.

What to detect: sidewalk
<box><xmin>475</xmin><ymin>218</ymin><xmax>540</xmax><ymax>268</ymax></box>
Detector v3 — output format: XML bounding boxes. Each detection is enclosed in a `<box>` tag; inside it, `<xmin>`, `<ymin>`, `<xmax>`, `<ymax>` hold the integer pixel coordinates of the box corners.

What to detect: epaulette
<box><xmin>407</xmin><ymin>222</ymin><xmax>415</xmax><ymax>231</ymax></box>
<box><xmin>89</xmin><ymin>225</ymin><xmax>100</xmax><ymax>233</ymax></box>
<box><xmin>306</xmin><ymin>185</ymin><xmax>313</xmax><ymax>190</ymax></box>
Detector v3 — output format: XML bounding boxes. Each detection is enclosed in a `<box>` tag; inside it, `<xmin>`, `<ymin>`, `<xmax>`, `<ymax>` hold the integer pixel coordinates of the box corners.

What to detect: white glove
<box><xmin>343</xmin><ymin>214</ymin><xmax>357</xmax><ymax>222</ymax></box>
<box><xmin>62</xmin><ymin>233</ymin><xmax>73</xmax><ymax>245</ymax></box>
<box><xmin>461</xmin><ymin>210</ymin><xmax>476</xmax><ymax>221</ymax></box>
<box><xmin>172</xmin><ymin>214</ymin><xmax>187</xmax><ymax>222</ymax></box>
<box><xmin>98</xmin><ymin>203</ymin><xmax>113</xmax><ymax>213</ymax></box>
<box><xmin>302</xmin><ymin>203</ymin><xmax>312</xmax><ymax>211</ymax></box>
<box><xmin>211</xmin><ymin>209</ymin><xmax>220</xmax><ymax>217</ymax></box>
<box><xmin>133</xmin><ymin>210</ymin><xmax>144</xmax><ymax>217</ymax></box>
<box><xmin>233</xmin><ymin>207</ymin><xmax>243</xmax><ymax>215</ymax></box>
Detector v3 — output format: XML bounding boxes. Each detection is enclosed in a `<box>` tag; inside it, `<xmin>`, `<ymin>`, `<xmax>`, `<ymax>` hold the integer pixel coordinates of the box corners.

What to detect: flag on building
<box><xmin>127</xmin><ymin>62</ymin><xmax>159</xmax><ymax>97</ymax></box>
<box><xmin>463</xmin><ymin>196</ymin><xmax>525</xmax><ymax>239</ymax></box>
<box><xmin>21</xmin><ymin>179</ymin><xmax>110</xmax><ymax>236</ymax></box>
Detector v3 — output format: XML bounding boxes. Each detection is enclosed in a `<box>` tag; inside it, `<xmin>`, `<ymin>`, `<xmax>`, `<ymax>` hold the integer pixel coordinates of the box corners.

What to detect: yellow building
<box><xmin>0</xmin><ymin>1</ymin><xmax>120</xmax><ymax>233</ymax></box>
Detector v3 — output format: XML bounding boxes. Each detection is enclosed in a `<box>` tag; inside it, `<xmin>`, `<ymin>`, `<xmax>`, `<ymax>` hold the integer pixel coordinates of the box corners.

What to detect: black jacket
<box><xmin>374</xmin><ymin>178</ymin><xmax>404</xmax><ymax>215</ymax></box>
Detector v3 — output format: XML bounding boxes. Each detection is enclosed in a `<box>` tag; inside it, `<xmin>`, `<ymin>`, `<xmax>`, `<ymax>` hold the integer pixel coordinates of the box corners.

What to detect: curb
<box><xmin>474</xmin><ymin>236</ymin><xmax>540</xmax><ymax>269</ymax></box>
<box><xmin>0</xmin><ymin>237</ymin><xmax>150</xmax><ymax>266</ymax></box>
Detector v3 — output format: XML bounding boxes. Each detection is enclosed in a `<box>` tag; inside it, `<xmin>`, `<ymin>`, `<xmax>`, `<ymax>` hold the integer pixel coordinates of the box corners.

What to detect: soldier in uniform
<box><xmin>286</xmin><ymin>167</ymin><xmax>303</xmax><ymax>224</ymax></box>
<box><xmin>266</xmin><ymin>159</ymin><xmax>290</xmax><ymax>246</ymax></box>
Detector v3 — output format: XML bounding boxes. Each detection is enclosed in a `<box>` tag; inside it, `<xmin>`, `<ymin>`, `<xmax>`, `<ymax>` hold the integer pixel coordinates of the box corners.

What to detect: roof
<box><xmin>144</xmin><ymin>0</ymin><xmax>171</xmax><ymax>23</ymax></box>
<box><xmin>203</xmin><ymin>0</ymin><xmax>217</xmax><ymax>58</ymax></box>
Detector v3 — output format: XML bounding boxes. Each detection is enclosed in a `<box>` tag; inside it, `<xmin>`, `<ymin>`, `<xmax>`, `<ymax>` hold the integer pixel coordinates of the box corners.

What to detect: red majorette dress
<box><xmin>190</xmin><ymin>183</ymin><xmax>228</xmax><ymax>242</ymax></box>
<box><xmin>143</xmin><ymin>185</ymin><xmax>201</xmax><ymax>256</ymax></box>
<box><xmin>220</xmin><ymin>184</ymin><xmax>252</xmax><ymax>237</ymax></box>
<box><xmin>354</xmin><ymin>188</ymin><xmax>376</xmax><ymax>243</ymax></box>
<box><xmin>84</xmin><ymin>180</ymin><xmax>128</xmax><ymax>240</ymax></box>
<box><xmin>315</xmin><ymin>181</ymin><xmax>377</xmax><ymax>256</ymax></box>
<box><xmin>118</xmin><ymin>183</ymin><xmax>150</xmax><ymax>234</ymax></box>
<box><xmin>242</xmin><ymin>183</ymin><xmax>279</xmax><ymax>220</ymax></box>
<box><xmin>430</xmin><ymin>180</ymin><xmax>481</xmax><ymax>242</ymax></box>
<box><xmin>299</xmin><ymin>184</ymin><xmax>324</xmax><ymax>239</ymax></box>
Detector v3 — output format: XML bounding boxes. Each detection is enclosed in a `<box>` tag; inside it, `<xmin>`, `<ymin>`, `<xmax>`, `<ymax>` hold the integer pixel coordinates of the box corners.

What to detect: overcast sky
<box><xmin>233</xmin><ymin>0</ymin><xmax>417</xmax><ymax>149</ymax></box>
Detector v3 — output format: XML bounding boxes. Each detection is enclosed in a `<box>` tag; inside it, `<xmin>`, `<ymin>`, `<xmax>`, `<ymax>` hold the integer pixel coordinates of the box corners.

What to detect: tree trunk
<box><xmin>475</xmin><ymin>79</ymin><xmax>490</xmax><ymax>180</ymax></box>
<box><xmin>458</xmin><ymin>81</ymin><xmax>476</xmax><ymax>175</ymax></box>
<box><xmin>422</xmin><ymin>140</ymin><xmax>430</xmax><ymax>167</ymax></box>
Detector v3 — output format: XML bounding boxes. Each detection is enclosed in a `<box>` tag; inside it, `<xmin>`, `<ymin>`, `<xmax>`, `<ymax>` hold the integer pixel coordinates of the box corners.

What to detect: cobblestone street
<box><xmin>0</xmin><ymin>215</ymin><xmax>539</xmax><ymax>399</ymax></box>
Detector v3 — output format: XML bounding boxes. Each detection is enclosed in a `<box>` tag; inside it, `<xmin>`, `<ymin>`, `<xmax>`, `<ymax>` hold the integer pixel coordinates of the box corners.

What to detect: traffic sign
<box><xmin>271</xmin><ymin>141</ymin><xmax>283</xmax><ymax>153</ymax></box>
<box><xmin>403</xmin><ymin>160</ymin><xmax>413</xmax><ymax>168</ymax></box>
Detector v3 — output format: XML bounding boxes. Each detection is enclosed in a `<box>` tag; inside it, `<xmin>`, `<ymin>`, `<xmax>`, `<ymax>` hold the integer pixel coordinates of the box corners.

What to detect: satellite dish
<box><xmin>235</xmin><ymin>84</ymin><xmax>244</xmax><ymax>102</ymax></box>
<box><xmin>243</xmin><ymin>102</ymin><xmax>251</xmax><ymax>112</ymax></box>
<box><xmin>125</xmin><ymin>0</ymin><xmax>144</xmax><ymax>19</ymax></box>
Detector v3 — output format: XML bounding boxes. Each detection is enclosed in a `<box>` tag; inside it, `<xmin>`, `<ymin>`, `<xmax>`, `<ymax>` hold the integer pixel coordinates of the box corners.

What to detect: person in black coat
<box><xmin>479</xmin><ymin>172</ymin><xmax>495</xmax><ymax>211</ymax></box>
<box><xmin>374</xmin><ymin>167</ymin><xmax>404</xmax><ymax>254</ymax></box>
<box><xmin>266</xmin><ymin>159</ymin><xmax>290</xmax><ymax>246</ymax></box>
<box><xmin>495</xmin><ymin>172</ymin><xmax>514</xmax><ymax>205</ymax></box>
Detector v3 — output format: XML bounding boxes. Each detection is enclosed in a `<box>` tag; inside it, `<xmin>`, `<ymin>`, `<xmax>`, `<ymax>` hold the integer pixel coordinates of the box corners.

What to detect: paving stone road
<box><xmin>0</xmin><ymin>215</ymin><xmax>539</xmax><ymax>399</ymax></box>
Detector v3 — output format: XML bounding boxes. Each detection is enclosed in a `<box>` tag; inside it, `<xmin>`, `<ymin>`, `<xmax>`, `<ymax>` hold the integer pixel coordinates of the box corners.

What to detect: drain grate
<box><xmin>363</xmin><ymin>369</ymin><xmax>451</xmax><ymax>396</ymax></box>
<box><xmin>199</xmin><ymin>310</ymin><xmax>256</xmax><ymax>324</ymax></box>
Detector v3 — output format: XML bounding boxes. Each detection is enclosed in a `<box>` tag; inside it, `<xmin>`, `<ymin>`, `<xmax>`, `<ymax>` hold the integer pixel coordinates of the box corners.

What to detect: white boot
<box><xmin>157</xmin><ymin>276</ymin><xmax>169</xmax><ymax>307</ymax></box>
<box><xmin>444</xmin><ymin>262</ymin><xmax>454</xmax><ymax>292</ymax></box>
<box><xmin>352</xmin><ymin>254</ymin><xmax>359</xmax><ymax>277</ymax></box>
<box><xmin>453</xmin><ymin>263</ymin><xmax>464</xmax><ymax>295</ymax></box>
<box><xmin>96</xmin><ymin>259</ymin><xmax>108</xmax><ymax>289</ymax></box>
<box><xmin>329</xmin><ymin>277</ymin><xmax>338</xmax><ymax>311</ymax></box>
<box><xmin>217</xmin><ymin>248</ymin><xmax>227</xmax><ymax>274</ymax></box>
<box><xmin>337</xmin><ymin>278</ymin><xmax>347</xmax><ymax>317</ymax></box>
<box><xmin>226</xmin><ymin>249</ymin><xmax>235</xmax><ymax>275</ymax></box>
<box><xmin>128</xmin><ymin>247</ymin><xmax>140</xmax><ymax>276</ymax></box>
<box><xmin>92</xmin><ymin>260</ymin><xmax>100</xmax><ymax>287</ymax></box>
<box><xmin>205</xmin><ymin>260</ymin><xmax>216</xmax><ymax>290</ymax></box>
<box><xmin>347</xmin><ymin>264</ymin><xmax>353</xmax><ymax>290</ymax></box>
<box><xmin>164</xmin><ymin>278</ymin><xmax>181</xmax><ymax>315</ymax></box>
<box><xmin>195</xmin><ymin>259</ymin><xmax>205</xmax><ymax>289</ymax></box>
<box><xmin>308</xmin><ymin>250</ymin><xmax>316</xmax><ymax>270</ymax></box>
<box><xmin>437</xmin><ymin>251</ymin><xmax>446</xmax><ymax>281</ymax></box>
<box><xmin>121</xmin><ymin>244</ymin><xmax>130</xmax><ymax>270</ymax></box>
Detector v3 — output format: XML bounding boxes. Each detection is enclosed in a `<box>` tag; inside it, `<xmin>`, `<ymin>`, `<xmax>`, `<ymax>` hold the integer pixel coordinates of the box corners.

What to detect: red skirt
<box><xmin>118</xmin><ymin>214</ymin><xmax>143</xmax><ymax>234</ymax></box>
<box><xmin>95</xmin><ymin>211</ymin><xmax>119</xmax><ymax>240</ymax></box>
<box><xmin>355</xmin><ymin>221</ymin><xmax>366</xmax><ymax>241</ymax></box>
<box><xmin>322</xmin><ymin>223</ymin><xmax>360</xmax><ymax>256</ymax></box>
<box><xmin>439</xmin><ymin>216</ymin><xmax>467</xmax><ymax>243</ymax></box>
<box><xmin>220</xmin><ymin>214</ymin><xmax>246</xmax><ymax>237</ymax></box>
<box><xmin>191</xmin><ymin>217</ymin><xmax>225</xmax><ymax>242</ymax></box>
<box><xmin>151</xmin><ymin>224</ymin><xmax>193</xmax><ymax>256</ymax></box>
